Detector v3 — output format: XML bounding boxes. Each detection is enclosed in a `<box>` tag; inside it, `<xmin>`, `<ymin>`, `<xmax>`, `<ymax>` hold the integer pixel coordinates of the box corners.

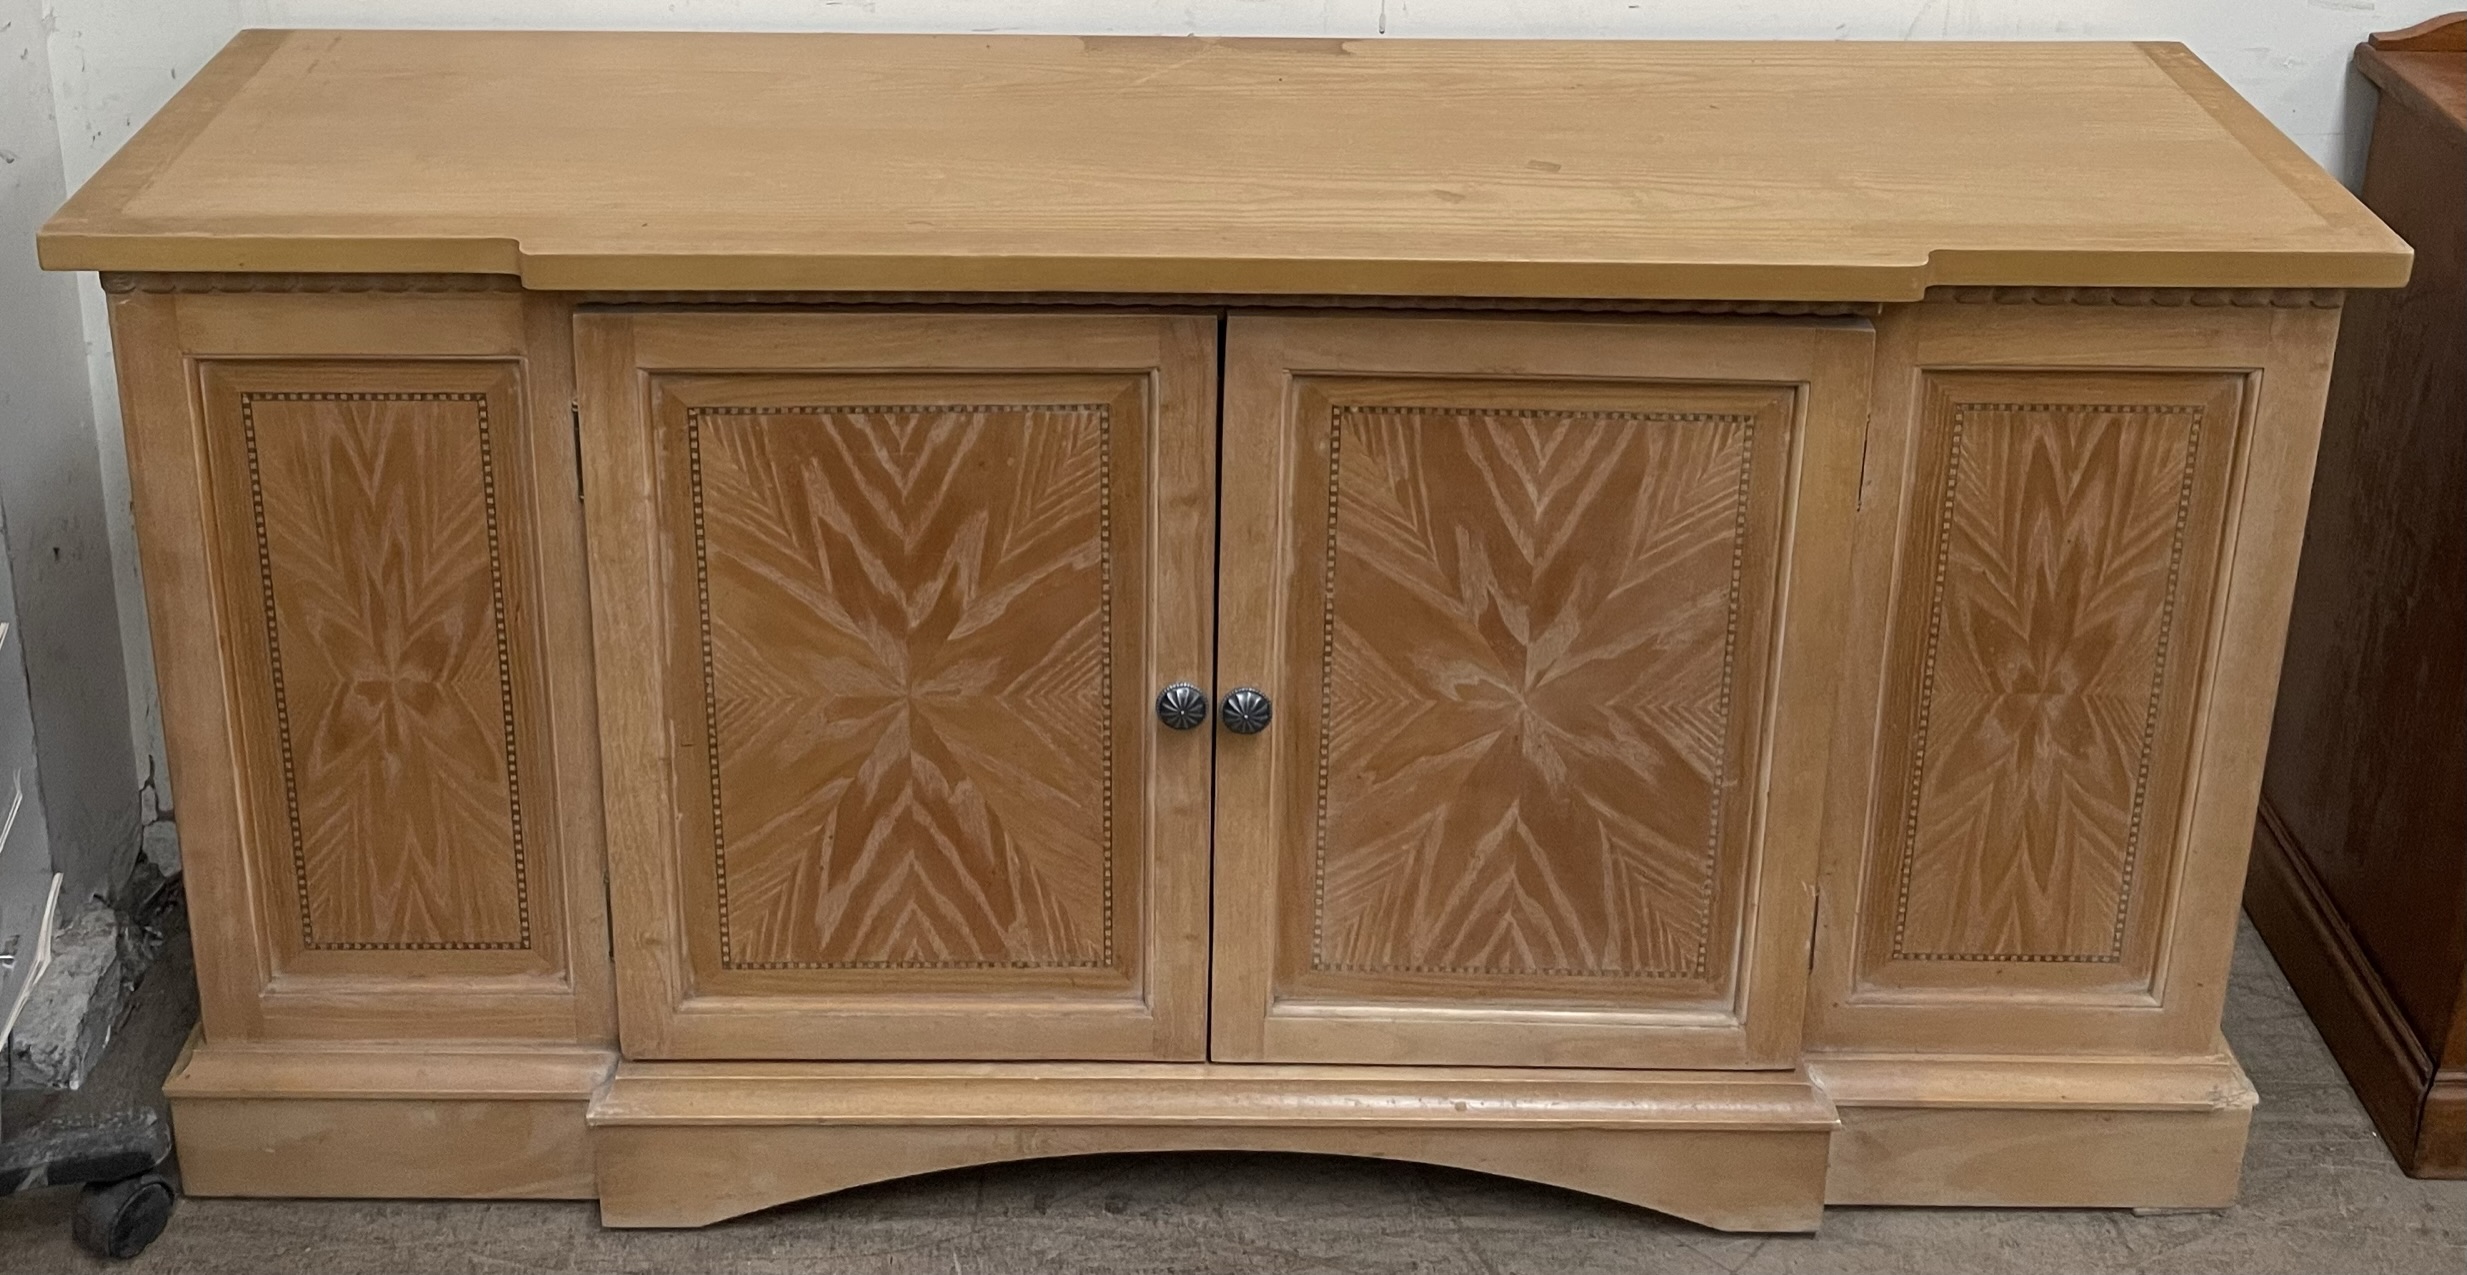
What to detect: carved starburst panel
<box><xmin>1304</xmin><ymin>391</ymin><xmax>1790</xmax><ymax>998</ymax></box>
<box><xmin>683</xmin><ymin>403</ymin><xmax>1116</xmax><ymax>972</ymax></box>
<box><xmin>594</xmin><ymin>314</ymin><xmax>1214</xmax><ymax>1061</ymax></box>
<box><xmin>1861</xmin><ymin>371</ymin><xmax>2243</xmax><ymax>993</ymax></box>
<box><xmin>199</xmin><ymin>361</ymin><xmax>556</xmax><ymax>979</ymax></box>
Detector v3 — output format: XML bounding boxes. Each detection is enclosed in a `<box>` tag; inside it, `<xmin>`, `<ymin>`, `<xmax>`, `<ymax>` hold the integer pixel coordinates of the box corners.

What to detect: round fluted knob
<box><xmin>1220</xmin><ymin>687</ymin><xmax>1272</xmax><ymax>735</ymax></box>
<box><xmin>1155</xmin><ymin>683</ymin><xmax>1209</xmax><ymax>731</ymax></box>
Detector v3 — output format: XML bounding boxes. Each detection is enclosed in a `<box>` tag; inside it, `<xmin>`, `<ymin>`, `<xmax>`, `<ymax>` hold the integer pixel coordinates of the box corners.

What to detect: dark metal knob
<box><xmin>1220</xmin><ymin>687</ymin><xmax>1272</xmax><ymax>735</ymax></box>
<box><xmin>1156</xmin><ymin>683</ymin><xmax>1209</xmax><ymax>731</ymax></box>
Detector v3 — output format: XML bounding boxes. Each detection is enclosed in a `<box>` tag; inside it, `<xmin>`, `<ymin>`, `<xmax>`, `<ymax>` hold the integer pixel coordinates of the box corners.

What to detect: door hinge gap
<box><xmin>1808</xmin><ymin>891</ymin><xmax>1824</xmax><ymax>972</ymax></box>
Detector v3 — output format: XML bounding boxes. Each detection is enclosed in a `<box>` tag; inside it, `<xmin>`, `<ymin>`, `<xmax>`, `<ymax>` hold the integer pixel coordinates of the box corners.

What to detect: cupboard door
<box><xmin>1211</xmin><ymin>315</ymin><xmax>1870</xmax><ymax>1068</ymax></box>
<box><xmin>580</xmin><ymin>313</ymin><xmax>1216</xmax><ymax>1060</ymax></box>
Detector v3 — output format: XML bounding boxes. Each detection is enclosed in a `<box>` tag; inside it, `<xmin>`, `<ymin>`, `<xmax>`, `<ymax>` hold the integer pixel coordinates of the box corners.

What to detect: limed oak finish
<box><xmin>580</xmin><ymin>313</ymin><xmax>1217</xmax><ymax>1062</ymax></box>
<box><xmin>1210</xmin><ymin>317</ymin><xmax>1867</xmax><ymax>1071</ymax></box>
<box><xmin>43</xmin><ymin>30</ymin><xmax>2408</xmax><ymax>1232</ymax></box>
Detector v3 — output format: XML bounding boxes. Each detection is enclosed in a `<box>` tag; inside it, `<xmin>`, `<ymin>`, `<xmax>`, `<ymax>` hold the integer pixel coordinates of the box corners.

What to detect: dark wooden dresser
<box><xmin>2249</xmin><ymin>13</ymin><xmax>2466</xmax><ymax>1180</ymax></box>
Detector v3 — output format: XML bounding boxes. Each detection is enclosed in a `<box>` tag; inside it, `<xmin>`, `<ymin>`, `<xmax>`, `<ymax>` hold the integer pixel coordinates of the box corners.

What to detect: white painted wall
<box><xmin>38</xmin><ymin>0</ymin><xmax>249</xmax><ymax>836</ymax></box>
<box><xmin>2</xmin><ymin>0</ymin><xmax>138</xmax><ymax>908</ymax></box>
<box><xmin>8</xmin><ymin>0</ymin><xmax>2451</xmax><ymax>870</ymax></box>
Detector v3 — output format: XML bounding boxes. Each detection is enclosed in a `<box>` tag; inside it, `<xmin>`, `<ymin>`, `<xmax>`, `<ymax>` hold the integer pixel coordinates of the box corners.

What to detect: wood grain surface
<box><xmin>1311</xmin><ymin>397</ymin><xmax>1770</xmax><ymax>985</ymax></box>
<box><xmin>590</xmin><ymin>1060</ymin><xmax>1836</xmax><ymax>1230</ymax></box>
<box><xmin>2250</xmin><ymin>18</ymin><xmax>2465</xmax><ymax>1176</ymax></box>
<box><xmin>684</xmin><ymin>401</ymin><xmax>1118</xmax><ymax>972</ymax></box>
<box><xmin>37</xmin><ymin>31</ymin><xmax>2407</xmax><ymax>296</ymax></box>
<box><xmin>1860</xmin><ymin>372</ymin><xmax>2242</xmax><ymax>991</ymax></box>
<box><xmin>108</xmin><ymin>286</ymin><xmax>610</xmax><ymax>1044</ymax></box>
<box><xmin>166</xmin><ymin>1033</ymin><xmax>613</xmax><ymax>1200</ymax></box>
<box><xmin>74</xmin><ymin>27</ymin><xmax>2377</xmax><ymax>1207</ymax></box>
<box><xmin>1808</xmin><ymin>297</ymin><xmax>2339</xmax><ymax>1058</ymax></box>
<box><xmin>104</xmin><ymin>287</ymin><xmax>2350</xmax><ymax>1213</ymax></box>
<box><xmin>199</xmin><ymin>362</ymin><xmax>545</xmax><ymax>959</ymax></box>
<box><xmin>1212</xmin><ymin>314</ymin><xmax>1871</xmax><ymax>1070</ymax></box>
<box><xmin>580</xmin><ymin>313</ymin><xmax>1217</xmax><ymax>1061</ymax></box>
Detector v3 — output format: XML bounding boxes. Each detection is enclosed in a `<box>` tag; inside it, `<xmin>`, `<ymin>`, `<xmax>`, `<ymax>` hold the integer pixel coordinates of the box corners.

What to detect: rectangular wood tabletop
<box><xmin>38</xmin><ymin>29</ymin><xmax>2409</xmax><ymax>298</ymax></box>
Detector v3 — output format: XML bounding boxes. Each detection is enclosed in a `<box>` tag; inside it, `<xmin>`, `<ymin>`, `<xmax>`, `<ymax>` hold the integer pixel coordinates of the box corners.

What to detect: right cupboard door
<box><xmin>1211</xmin><ymin>315</ymin><xmax>1872</xmax><ymax>1068</ymax></box>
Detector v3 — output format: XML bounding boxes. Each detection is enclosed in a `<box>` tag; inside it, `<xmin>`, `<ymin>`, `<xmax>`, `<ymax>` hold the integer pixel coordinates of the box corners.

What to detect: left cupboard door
<box><xmin>578</xmin><ymin>313</ymin><xmax>1218</xmax><ymax>1060</ymax></box>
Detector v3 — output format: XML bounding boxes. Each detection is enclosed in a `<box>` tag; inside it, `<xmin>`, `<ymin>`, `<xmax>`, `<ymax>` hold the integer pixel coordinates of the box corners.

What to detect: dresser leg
<box><xmin>1811</xmin><ymin>1052</ymin><xmax>2256</xmax><ymax>1209</ymax></box>
<box><xmin>163</xmin><ymin>1031</ymin><xmax>615</xmax><ymax>1200</ymax></box>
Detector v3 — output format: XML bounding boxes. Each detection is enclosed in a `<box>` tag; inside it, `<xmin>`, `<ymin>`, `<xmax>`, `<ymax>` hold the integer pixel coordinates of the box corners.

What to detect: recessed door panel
<box><xmin>580</xmin><ymin>313</ymin><xmax>1216</xmax><ymax>1060</ymax></box>
<box><xmin>1310</xmin><ymin>387</ymin><xmax>1774</xmax><ymax>999</ymax></box>
<box><xmin>1211</xmin><ymin>315</ymin><xmax>1871</xmax><ymax>1069</ymax></box>
<box><xmin>199</xmin><ymin>361</ymin><xmax>562</xmax><ymax>980</ymax></box>
<box><xmin>1854</xmin><ymin>371</ymin><xmax>2245</xmax><ymax>997</ymax></box>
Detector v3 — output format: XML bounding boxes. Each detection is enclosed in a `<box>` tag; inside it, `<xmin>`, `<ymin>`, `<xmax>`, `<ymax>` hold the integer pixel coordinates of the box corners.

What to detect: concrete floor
<box><xmin>3</xmin><ymin>921</ymin><xmax>2461</xmax><ymax>1274</ymax></box>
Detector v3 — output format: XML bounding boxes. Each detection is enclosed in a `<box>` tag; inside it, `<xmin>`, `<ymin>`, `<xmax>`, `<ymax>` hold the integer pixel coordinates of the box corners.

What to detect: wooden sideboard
<box><xmin>2247</xmin><ymin>13</ymin><xmax>2466</xmax><ymax>1179</ymax></box>
<box><xmin>38</xmin><ymin>30</ymin><xmax>2409</xmax><ymax>1230</ymax></box>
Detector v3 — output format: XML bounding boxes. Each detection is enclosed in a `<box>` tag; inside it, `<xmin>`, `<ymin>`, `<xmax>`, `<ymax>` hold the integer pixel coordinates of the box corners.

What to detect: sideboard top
<box><xmin>38</xmin><ymin>29</ymin><xmax>2410</xmax><ymax>299</ymax></box>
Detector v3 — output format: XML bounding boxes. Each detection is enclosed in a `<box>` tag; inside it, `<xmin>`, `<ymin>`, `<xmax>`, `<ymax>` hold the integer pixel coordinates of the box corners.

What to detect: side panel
<box><xmin>107</xmin><ymin>281</ymin><xmax>612</xmax><ymax>1043</ymax></box>
<box><xmin>200</xmin><ymin>362</ymin><xmax>548</xmax><ymax>967</ymax></box>
<box><xmin>1859</xmin><ymin>371</ymin><xmax>2243</xmax><ymax>995</ymax></box>
<box><xmin>1809</xmin><ymin>293</ymin><xmax>2341</xmax><ymax>1055</ymax></box>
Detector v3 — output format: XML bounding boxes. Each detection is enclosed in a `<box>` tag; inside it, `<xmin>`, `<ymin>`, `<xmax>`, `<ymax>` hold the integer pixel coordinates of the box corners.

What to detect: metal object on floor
<box><xmin>1</xmin><ymin>1105</ymin><xmax>176</xmax><ymax>1259</ymax></box>
<box><xmin>1</xmin><ymin>894</ymin><xmax>192</xmax><ymax>1260</ymax></box>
